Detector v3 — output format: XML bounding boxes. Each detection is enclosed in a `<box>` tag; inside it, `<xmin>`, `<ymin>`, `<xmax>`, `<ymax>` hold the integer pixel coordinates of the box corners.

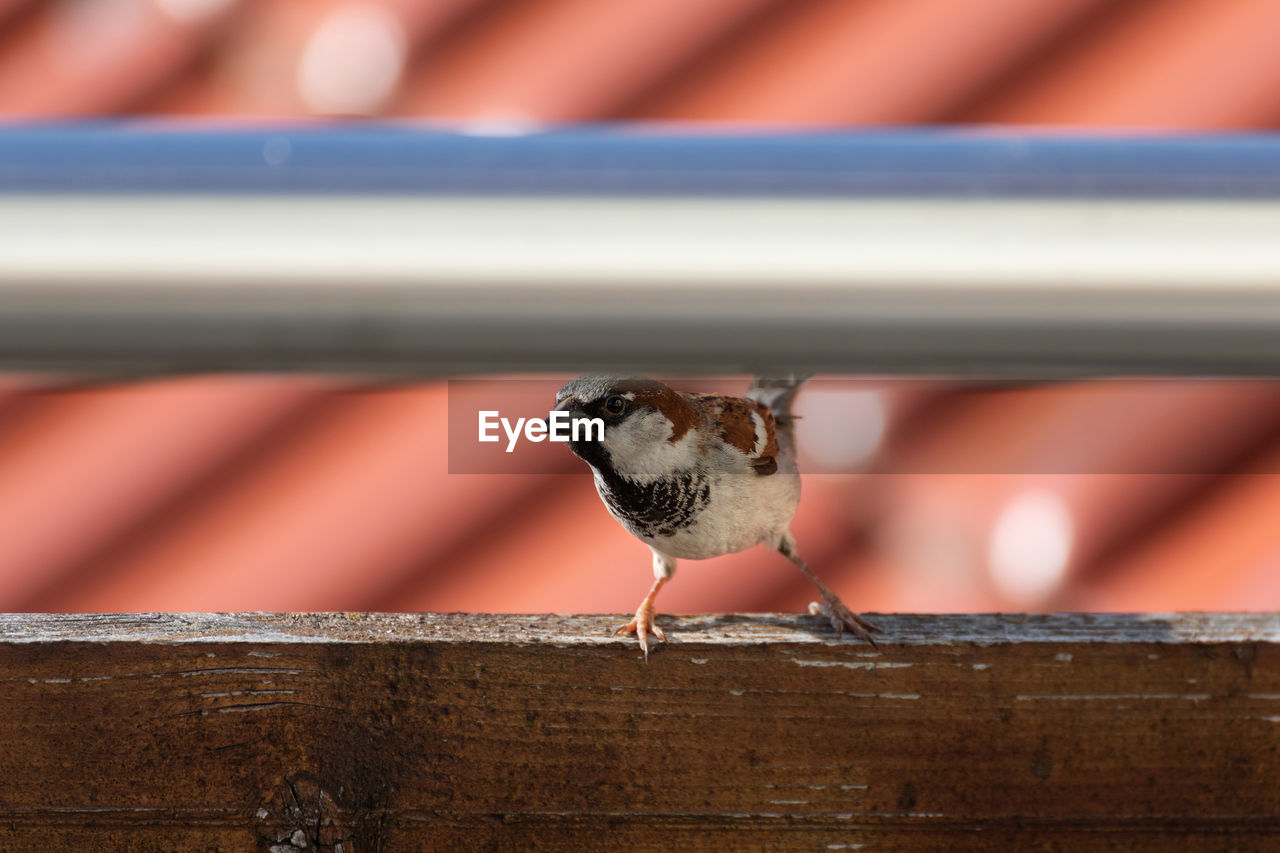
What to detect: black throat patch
<box><xmin>596</xmin><ymin>468</ymin><xmax>711</xmax><ymax>539</ymax></box>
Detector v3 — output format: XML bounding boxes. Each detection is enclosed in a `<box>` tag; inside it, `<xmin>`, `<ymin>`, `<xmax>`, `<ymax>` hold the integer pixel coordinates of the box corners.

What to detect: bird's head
<box><xmin>554</xmin><ymin>375</ymin><xmax>702</xmax><ymax>479</ymax></box>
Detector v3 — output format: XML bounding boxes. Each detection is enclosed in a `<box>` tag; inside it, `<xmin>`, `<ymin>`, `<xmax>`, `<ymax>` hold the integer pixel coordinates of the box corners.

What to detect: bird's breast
<box><xmin>595</xmin><ymin>469</ymin><xmax>711</xmax><ymax>540</ymax></box>
<box><xmin>594</xmin><ymin>465</ymin><xmax>800</xmax><ymax>560</ymax></box>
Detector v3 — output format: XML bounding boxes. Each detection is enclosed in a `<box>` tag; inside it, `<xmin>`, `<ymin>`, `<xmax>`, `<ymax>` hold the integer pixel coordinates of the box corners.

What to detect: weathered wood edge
<box><xmin>4</xmin><ymin>610</ymin><xmax>1280</xmax><ymax>849</ymax></box>
<box><xmin>1</xmin><ymin>612</ymin><xmax>1277</xmax><ymax>645</ymax></box>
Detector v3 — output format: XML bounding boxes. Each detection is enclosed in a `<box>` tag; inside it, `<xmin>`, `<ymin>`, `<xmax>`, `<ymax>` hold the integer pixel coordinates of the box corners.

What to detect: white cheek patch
<box><xmin>602</xmin><ymin>409</ymin><xmax>699</xmax><ymax>480</ymax></box>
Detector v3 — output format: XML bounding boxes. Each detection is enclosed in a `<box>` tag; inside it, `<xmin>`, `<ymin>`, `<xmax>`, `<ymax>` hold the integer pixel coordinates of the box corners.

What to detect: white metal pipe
<box><xmin>2</xmin><ymin>194</ymin><xmax>1280</xmax><ymax>375</ymax></box>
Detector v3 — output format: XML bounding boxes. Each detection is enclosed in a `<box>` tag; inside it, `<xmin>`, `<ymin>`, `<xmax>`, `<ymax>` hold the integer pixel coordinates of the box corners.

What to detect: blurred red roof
<box><xmin>1</xmin><ymin>0</ymin><xmax>1279</xmax><ymax>616</ymax></box>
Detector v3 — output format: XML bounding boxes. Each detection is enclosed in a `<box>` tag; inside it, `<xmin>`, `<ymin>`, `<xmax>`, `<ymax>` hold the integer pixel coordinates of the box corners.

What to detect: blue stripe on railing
<box><xmin>1</xmin><ymin>123</ymin><xmax>1278</xmax><ymax>197</ymax></box>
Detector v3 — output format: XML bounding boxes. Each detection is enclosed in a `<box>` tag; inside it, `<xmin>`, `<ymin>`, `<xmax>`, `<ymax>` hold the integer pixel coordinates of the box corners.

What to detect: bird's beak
<box><xmin>553</xmin><ymin>397</ymin><xmax>577</xmax><ymax>413</ymax></box>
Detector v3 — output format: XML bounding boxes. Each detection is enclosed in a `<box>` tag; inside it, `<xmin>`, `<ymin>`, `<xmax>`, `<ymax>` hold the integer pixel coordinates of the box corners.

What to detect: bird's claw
<box><xmin>614</xmin><ymin>606</ymin><xmax>666</xmax><ymax>661</ymax></box>
<box><xmin>808</xmin><ymin>598</ymin><xmax>881</xmax><ymax>649</ymax></box>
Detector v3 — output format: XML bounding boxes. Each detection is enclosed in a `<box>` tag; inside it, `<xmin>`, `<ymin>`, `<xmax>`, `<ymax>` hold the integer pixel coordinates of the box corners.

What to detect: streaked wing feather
<box><xmin>688</xmin><ymin>392</ymin><xmax>779</xmax><ymax>476</ymax></box>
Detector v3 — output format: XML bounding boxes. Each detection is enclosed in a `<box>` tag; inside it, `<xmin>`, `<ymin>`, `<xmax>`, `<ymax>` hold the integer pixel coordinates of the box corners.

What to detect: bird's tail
<box><xmin>746</xmin><ymin>373</ymin><xmax>812</xmax><ymax>454</ymax></box>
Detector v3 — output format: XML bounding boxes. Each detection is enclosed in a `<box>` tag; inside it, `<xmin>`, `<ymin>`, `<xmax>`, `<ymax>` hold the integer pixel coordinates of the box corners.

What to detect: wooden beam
<box><xmin>3</xmin><ymin>613</ymin><xmax>1278</xmax><ymax>850</ymax></box>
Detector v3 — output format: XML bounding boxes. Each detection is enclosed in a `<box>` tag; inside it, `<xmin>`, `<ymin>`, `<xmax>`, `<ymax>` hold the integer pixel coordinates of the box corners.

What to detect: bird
<box><xmin>554</xmin><ymin>374</ymin><xmax>879</xmax><ymax>659</ymax></box>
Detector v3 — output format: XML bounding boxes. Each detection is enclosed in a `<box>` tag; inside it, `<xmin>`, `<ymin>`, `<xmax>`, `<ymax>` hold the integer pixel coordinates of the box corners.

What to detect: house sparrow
<box><xmin>554</xmin><ymin>374</ymin><xmax>879</xmax><ymax>659</ymax></box>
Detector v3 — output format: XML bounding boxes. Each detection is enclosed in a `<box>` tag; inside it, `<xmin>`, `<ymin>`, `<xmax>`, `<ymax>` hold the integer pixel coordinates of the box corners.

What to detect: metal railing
<box><xmin>4</xmin><ymin>126</ymin><xmax>1280</xmax><ymax>375</ymax></box>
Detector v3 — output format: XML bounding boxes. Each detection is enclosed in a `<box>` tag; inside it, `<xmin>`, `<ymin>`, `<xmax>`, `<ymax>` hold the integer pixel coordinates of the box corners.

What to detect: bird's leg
<box><xmin>778</xmin><ymin>534</ymin><xmax>880</xmax><ymax>648</ymax></box>
<box><xmin>614</xmin><ymin>577</ymin><xmax>666</xmax><ymax>660</ymax></box>
<box><xmin>614</xmin><ymin>551</ymin><xmax>675</xmax><ymax>660</ymax></box>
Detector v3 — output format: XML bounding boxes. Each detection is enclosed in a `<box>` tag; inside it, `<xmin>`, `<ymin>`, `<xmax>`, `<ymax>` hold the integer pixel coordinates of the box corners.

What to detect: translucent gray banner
<box><xmin>447</xmin><ymin>378</ymin><xmax>1280</xmax><ymax>475</ymax></box>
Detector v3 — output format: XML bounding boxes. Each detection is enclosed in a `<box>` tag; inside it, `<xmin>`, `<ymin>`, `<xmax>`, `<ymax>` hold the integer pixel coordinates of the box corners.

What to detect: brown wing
<box><xmin>688</xmin><ymin>393</ymin><xmax>780</xmax><ymax>475</ymax></box>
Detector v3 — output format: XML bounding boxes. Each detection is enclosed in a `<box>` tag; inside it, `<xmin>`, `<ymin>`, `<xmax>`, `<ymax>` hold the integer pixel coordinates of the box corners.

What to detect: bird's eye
<box><xmin>604</xmin><ymin>395</ymin><xmax>626</xmax><ymax>415</ymax></box>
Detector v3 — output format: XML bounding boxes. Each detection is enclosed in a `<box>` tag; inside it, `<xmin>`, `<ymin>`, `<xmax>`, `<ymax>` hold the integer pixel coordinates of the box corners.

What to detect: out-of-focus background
<box><xmin>2</xmin><ymin>0</ymin><xmax>1280</xmax><ymax>615</ymax></box>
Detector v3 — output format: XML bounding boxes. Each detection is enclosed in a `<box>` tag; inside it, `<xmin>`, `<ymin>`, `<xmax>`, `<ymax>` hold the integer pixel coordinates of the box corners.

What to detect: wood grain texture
<box><xmin>2</xmin><ymin>612</ymin><xmax>1279</xmax><ymax>851</ymax></box>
